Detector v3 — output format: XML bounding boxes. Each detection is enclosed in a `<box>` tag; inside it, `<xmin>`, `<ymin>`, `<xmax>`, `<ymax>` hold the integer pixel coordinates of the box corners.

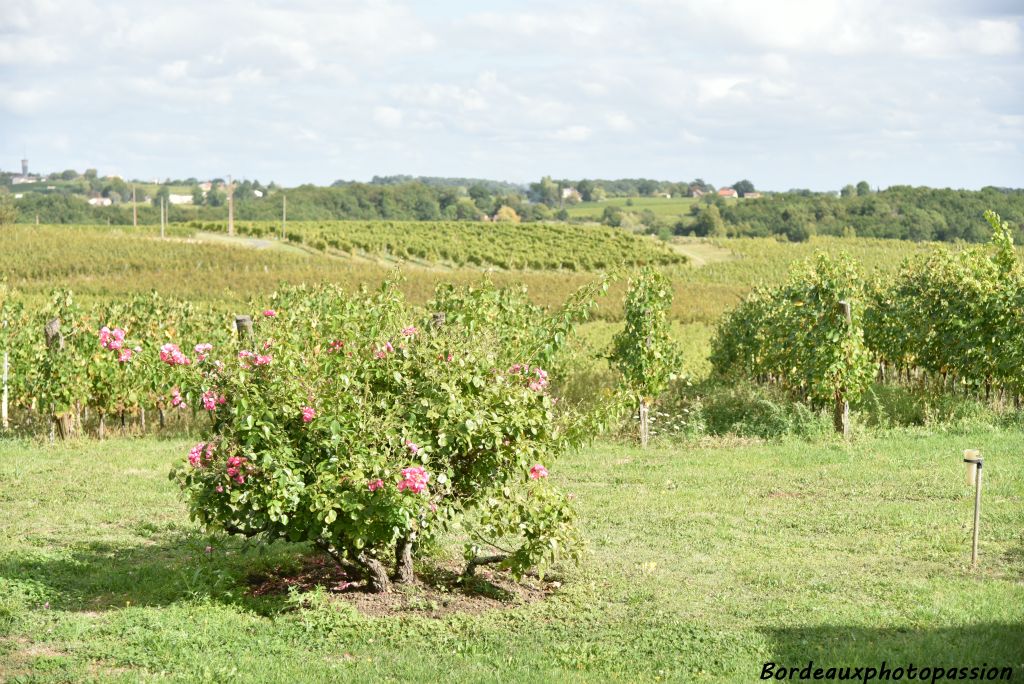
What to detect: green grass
<box><xmin>564</xmin><ymin>196</ymin><xmax>704</xmax><ymax>219</ymax></box>
<box><xmin>1</xmin><ymin>432</ymin><xmax>1021</xmax><ymax>682</ymax></box>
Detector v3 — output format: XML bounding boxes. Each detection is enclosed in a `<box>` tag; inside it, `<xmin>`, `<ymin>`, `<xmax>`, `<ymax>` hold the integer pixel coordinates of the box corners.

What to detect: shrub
<box><xmin>610</xmin><ymin>268</ymin><xmax>683</xmax><ymax>444</ymax></box>
<box><xmin>171</xmin><ymin>280</ymin><xmax>606</xmax><ymax>592</ymax></box>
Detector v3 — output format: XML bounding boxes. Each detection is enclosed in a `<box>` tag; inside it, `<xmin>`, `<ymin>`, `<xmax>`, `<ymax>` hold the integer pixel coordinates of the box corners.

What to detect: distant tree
<box><xmin>191</xmin><ymin>186</ymin><xmax>205</xmax><ymax>205</ymax></box>
<box><xmin>690</xmin><ymin>178</ymin><xmax>714</xmax><ymax>194</ymax></box>
<box><xmin>781</xmin><ymin>206</ymin><xmax>815</xmax><ymax>242</ymax></box>
<box><xmin>84</xmin><ymin>168</ymin><xmax>98</xmax><ymax>180</ymax></box>
<box><xmin>732</xmin><ymin>179</ymin><xmax>755</xmax><ymax>197</ymax></box>
<box><xmin>637</xmin><ymin>179</ymin><xmax>659</xmax><ymax>196</ymax></box>
<box><xmin>494</xmin><ymin>205</ymin><xmax>521</xmax><ymax>223</ymax></box>
<box><xmin>529</xmin><ymin>176</ymin><xmax>560</xmax><ymax>207</ymax></box>
<box><xmin>468</xmin><ymin>184</ymin><xmax>493</xmax><ymax>213</ymax></box>
<box><xmin>206</xmin><ymin>187</ymin><xmax>226</xmax><ymax>207</ymax></box>
<box><xmin>454</xmin><ymin>197</ymin><xmax>481</xmax><ymax>220</ymax></box>
<box><xmin>840</xmin><ymin>184</ymin><xmax>856</xmax><ymax>198</ymax></box>
<box><xmin>856</xmin><ymin>181</ymin><xmax>872</xmax><ymax>197</ymax></box>
<box><xmin>151</xmin><ymin>184</ymin><xmax>169</xmax><ymax>205</ymax></box>
<box><xmin>591</xmin><ymin>186</ymin><xmax>607</xmax><ymax>202</ymax></box>
<box><xmin>413</xmin><ymin>195</ymin><xmax>441</xmax><ymax>220</ymax></box>
<box><xmin>101</xmin><ymin>177</ymin><xmax>128</xmax><ymax>200</ymax></box>
<box><xmin>693</xmin><ymin>204</ymin><xmax>726</xmax><ymax>237</ymax></box>
<box><xmin>152</xmin><ymin>185</ymin><xmax>171</xmax><ymax>207</ymax></box>
<box><xmin>528</xmin><ymin>203</ymin><xmax>553</xmax><ymax>222</ymax></box>
<box><xmin>602</xmin><ymin>206</ymin><xmax>624</xmax><ymax>227</ymax></box>
<box><xmin>577</xmin><ymin>179</ymin><xmax>595</xmax><ymax>202</ymax></box>
<box><xmin>60</xmin><ymin>169</ymin><xmax>78</xmax><ymax>181</ymax></box>
<box><xmin>436</xmin><ymin>187</ymin><xmax>460</xmax><ymax>215</ymax></box>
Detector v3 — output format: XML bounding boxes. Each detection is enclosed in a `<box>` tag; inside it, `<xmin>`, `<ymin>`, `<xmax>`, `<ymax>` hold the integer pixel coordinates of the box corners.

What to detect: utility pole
<box><xmin>132</xmin><ymin>185</ymin><xmax>137</xmax><ymax>227</ymax></box>
<box><xmin>160</xmin><ymin>197</ymin><xmax>166</xmax><ymax>238</ymax></box>
<box><xmin>281</xmin><ymin>194</ymin><xmax>287</xmax><ymax>239</ymax></box>
<box><xmin>227</xmin><ymin>175</ymin><xmax>235</xmax><ymax>236</ymax></box>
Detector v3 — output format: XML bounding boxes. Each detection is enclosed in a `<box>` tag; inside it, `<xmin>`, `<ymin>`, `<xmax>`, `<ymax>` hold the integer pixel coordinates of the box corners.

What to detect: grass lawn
<box><xmin>565</xmin><ymin>197</ymin><xmax>705</xmax><ymax>219</ymax></box>
<box><xmin>1</xmin><ymin>431</ymin><xmax>1022</xmax><ymax>682</ymax></box>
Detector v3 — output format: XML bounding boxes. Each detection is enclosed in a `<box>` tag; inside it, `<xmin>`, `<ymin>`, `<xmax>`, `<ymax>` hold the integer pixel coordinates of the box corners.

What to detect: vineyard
<box><xmin>188</xmin><ymin>219</ymin><xmax>686</xmax><ymax>271</ymax></box>
<box><xmin>0</xmin><ymin>223</ymin><xmax>962</xmax><ymax>325</ymax></box>
<box><xmin>710</xmin><ymin>211</ymin><xmax>1024</xmax><ymax>431</ymax></box>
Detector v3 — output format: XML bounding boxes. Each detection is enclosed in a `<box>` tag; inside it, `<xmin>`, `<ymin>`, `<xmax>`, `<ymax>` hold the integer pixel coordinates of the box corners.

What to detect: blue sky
<box><xmin>1</xmin><ymin>0</ymin><xmax>1021</xmax><ymax>190</ymax></box>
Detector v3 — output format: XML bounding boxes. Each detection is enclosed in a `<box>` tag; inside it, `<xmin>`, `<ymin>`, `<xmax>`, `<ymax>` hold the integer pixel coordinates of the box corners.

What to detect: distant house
<box><xmin>689</xmin><ymin>187</ymin><xmax>705</xmax><ymax>198</ymax></box>
<box><xmin>199</xmin><ymin>181</ymin><xmax>213</xmax><ymax>192</ymax></box>
<box><xmin>168</xmin><ymin>194</ymin><xmax>193</xmax><ymax>205</ymax></box>
<box><xmin>560</xmin><ymin>187</ymin><xmax>581</xmax><ymax>203</ymax></box>
<box><xmin>253</xmin><ymin>189</ymin><xmax>264</xmax><ymax>198</ymax></box>
<box><xmin>88</xmin><ymin>196</ymin><xmax>113</xmax><ymax>207</ymax></box>
<box><xmin>653</xmin><ymin>192</ymin><xmax>671</xmax><ymax>199</ymax></box>
<box><xmin>742</xmin><ymin>192</ymin><xmax>762</xmax><ymax>199</ymax></box>
<box><xmin>717</xmin><ymin>187</ymin><xmax>738</xmax><ymax>198</ymax></box>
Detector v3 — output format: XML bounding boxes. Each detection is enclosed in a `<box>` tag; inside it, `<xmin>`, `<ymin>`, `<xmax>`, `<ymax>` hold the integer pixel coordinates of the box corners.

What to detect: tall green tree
<box><xmin>732</xmin><ymin>179</ymin><xmax>755</xmax><ymax>196</ymax></box>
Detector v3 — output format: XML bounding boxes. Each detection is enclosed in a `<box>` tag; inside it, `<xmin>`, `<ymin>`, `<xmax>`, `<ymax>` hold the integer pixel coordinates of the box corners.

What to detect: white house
<box><xmin>88</xmin><ymin>197</ymin><xmax>113</xmax><ymax>207</ymax></box>
<box><xmin>168</xmin><ymin>194</ymin><xmax>193</xmax><ymax>205</ymax></box>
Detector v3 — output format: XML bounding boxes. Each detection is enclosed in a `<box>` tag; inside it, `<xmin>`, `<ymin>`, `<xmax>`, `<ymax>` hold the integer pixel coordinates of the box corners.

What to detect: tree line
<box><xmin>694</xmin><ymin>185</ymin><xmax>1024</xmax><ymax>243</ymax></box>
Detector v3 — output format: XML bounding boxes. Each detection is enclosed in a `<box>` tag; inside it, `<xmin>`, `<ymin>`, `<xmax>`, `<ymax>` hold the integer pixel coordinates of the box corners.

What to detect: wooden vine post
<box><xmin>962</xmin><ymin>450</ymin><xmax>984</xmax><ymax>567</ymax></box>
<box><xmin>235</xmin><ymin>315</ymin><xmax>253</xmax><ymax>341</ymax></box>
<box><xmin>833</xmin><ymin>300</ymin><xmax>852</xmax><ymax>437</ymax></box>
<box><xmin>44</xmin><ymin>317</ymin><xmax>76</xmax><ymax>441</ymax></box>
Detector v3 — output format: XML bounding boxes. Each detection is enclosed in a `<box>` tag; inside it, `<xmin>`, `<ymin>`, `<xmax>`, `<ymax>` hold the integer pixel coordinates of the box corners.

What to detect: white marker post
<box><xmin>962</xmin><ymin>449</ymin><xmax>983</xmax><ymax>567</ymax></box>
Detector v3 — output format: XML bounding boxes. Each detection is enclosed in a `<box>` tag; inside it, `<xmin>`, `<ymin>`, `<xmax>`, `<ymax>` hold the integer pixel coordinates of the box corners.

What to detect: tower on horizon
<box><xmin>20</xmin><ymin>159</ymin><xmax>28</xmax><ymax>177</ymax></box>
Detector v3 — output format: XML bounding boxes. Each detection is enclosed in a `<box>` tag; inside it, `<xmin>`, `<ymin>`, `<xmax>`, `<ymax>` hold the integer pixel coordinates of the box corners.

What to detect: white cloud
<box><xmin>605</xmin><ymin>112</ymin><xmax>634</xmax><ymax>131</ymax></box>
<box><xmin>970</xmin><ymin>18</ymin><xmax>1021</xmax><ymax>55</ymax></box>
<box><xmin>3</xmin><ymin>88</ymin><xmax>56</xmax><ymax>115</ymax></box>
<box><xmin>552</xmin><ymin>125</ymin><xmax>593</xmax><ymax>142</ymax></box>
<box><xmin>696</xmin><ymin>77</ymin><xmax>747</xmax><ymax>105</ymax></box>
<box><xmin>0</xmin><ymin>0</ymin><xmax>1019</xmax><ymax>188</ymax></box>
<box><xmin>373</xmin><ymin>106</ymin><xmax>404</xmax><ymax>128</ymax></box>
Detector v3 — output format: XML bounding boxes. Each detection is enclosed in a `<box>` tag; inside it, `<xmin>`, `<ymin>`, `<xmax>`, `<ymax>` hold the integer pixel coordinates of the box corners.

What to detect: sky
<box><xmin>1</xmin><ymin>0</ymin><xmax>1022</xmax><ymax>191</ymax></box>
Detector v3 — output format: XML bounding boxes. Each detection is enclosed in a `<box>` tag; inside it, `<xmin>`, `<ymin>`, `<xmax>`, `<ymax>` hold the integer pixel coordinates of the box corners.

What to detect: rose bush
<box><xmin>171</xmin><ymin>279</ymin><xmax>607</xmax><ymax>592</ymax></box>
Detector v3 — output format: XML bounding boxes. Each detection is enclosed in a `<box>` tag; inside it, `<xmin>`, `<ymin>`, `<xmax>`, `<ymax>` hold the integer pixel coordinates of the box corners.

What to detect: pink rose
<box><xmin>397</xmin><ymin>466</ymin><xmax>429</xmax><ymax>494</ymax></box>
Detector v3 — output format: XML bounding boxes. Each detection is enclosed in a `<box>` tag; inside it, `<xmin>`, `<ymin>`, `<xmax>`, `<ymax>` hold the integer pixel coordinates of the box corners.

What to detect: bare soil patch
<box><xmin>247</xmin><ymin>555</ymin><xmax>560</xmax><ymax>618</ymax></box>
